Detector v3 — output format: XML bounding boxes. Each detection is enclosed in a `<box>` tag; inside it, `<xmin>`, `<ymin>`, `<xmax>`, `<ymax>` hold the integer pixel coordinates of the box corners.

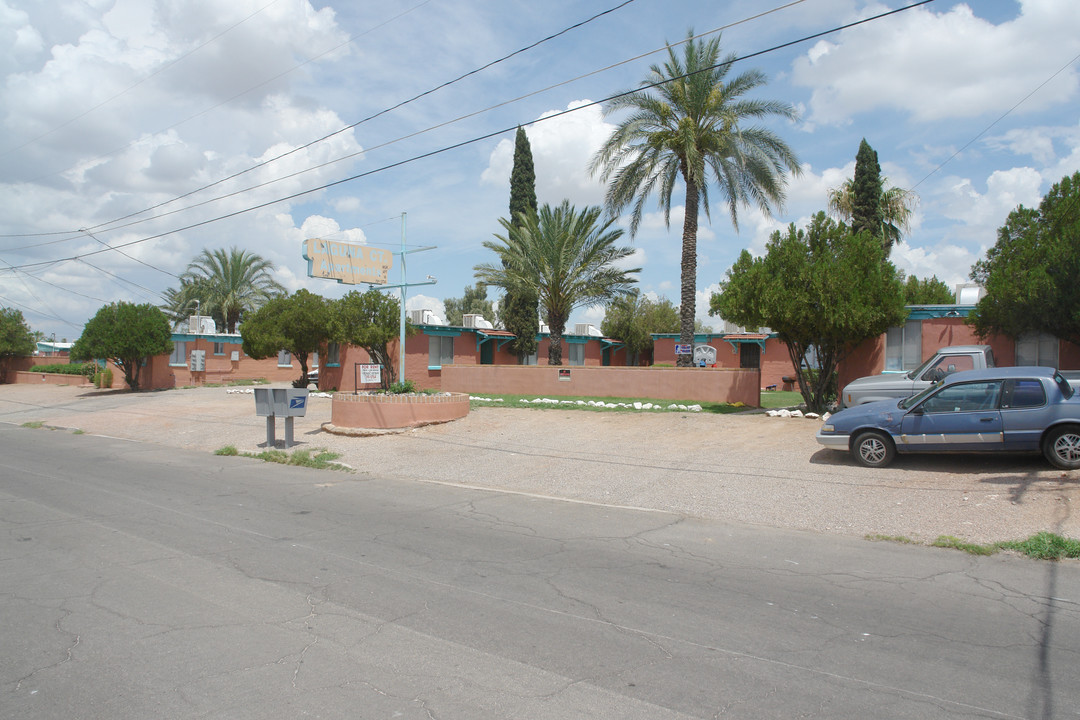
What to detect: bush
<box><xmin>30</xmin><ymin>362</ymin><xmax>97</xmax><ymax>377</ymax></box>
<box><xmin>99</xmin><ymin>368</ymin><xmax>113</xmax><ymax>388</ymax></box>
<box><xmin>388</xmin><ymin>379</ymin><xmax>416</xmax><ymax>394</ymax></box>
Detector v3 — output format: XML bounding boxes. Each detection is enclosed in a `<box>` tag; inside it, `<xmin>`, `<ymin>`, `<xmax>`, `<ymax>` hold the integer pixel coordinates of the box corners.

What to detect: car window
<box><xmin>1000</xmin><ymin>379</ymin><xmax>1046</xmax><ymax>409</ymax></box>
<box><xmin>900</xmin><ymin>381</ymin><xmax>941</xmax><ymax>409</ymax></box>
<box><xmin>1054</xmin><ymin>373</ymin><xmax>1074</xmax><ymax>399</ymax></box>
<box><xmin>917</xmin><ymin>381</ymin><xmax>1001</xmax><ymax>414</ymax></box>
<box><xmin>918</xmin><ymin>355</ymin><xmax>975</xmax><ymax>382</ymax></box>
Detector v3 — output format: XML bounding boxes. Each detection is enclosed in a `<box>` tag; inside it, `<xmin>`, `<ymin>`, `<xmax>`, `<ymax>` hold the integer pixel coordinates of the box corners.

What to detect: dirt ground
<box><xmin>1</xmin><ymin>383</ymin><xmax>1077</xmax><ymax>546</ymax></box>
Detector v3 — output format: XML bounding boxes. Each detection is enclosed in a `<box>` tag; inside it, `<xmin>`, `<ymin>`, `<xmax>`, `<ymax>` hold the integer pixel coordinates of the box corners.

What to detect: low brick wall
<box><xmin>440</xmin><ymin>365</ymin><xmax>761</xmax><ymax>406</ymax></box>
<box><xmin>330</xmin><ymin>392</ymin><xmax>470</xmax><ymax>429</ymax></box>
<box><xmin>11</xmin><ymin>370</ymin><xmax>93</xmax><ymax>387</ymax></box>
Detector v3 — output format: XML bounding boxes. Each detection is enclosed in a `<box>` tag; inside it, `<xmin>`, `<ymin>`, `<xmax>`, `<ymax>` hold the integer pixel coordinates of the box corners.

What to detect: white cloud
<box><xmin>481</xmin><ymin>100</ymin><xmax>612</xmax><ymax>207</ymax></box>
<box><xmin>791</xmin><ymin>1</ymin><xmax>1080</xmax><ymax>124</ymax></box>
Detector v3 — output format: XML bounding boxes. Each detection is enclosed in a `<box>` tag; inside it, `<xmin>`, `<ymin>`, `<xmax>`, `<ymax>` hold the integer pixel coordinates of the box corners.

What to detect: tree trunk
<box><xmin>678</xmin><ymin>172</ymin><xmax>700</xmax><ymax>368</ymax></box>
<box><xmin>547</xmin><ymin>316</ymin><xmax>566</xmax><ymax>365</ymax></box>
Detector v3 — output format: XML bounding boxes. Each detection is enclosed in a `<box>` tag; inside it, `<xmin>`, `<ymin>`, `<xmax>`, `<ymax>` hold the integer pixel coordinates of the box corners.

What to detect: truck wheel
<box><xmin>851</xmin><ymin>431</ymin><xmax>895</xmax><ymax>468</ymax></box>
<box><xmin>1043</xmin><ymin>425</ymin><xmax>1080</xmax><ymax>470</ymax></box>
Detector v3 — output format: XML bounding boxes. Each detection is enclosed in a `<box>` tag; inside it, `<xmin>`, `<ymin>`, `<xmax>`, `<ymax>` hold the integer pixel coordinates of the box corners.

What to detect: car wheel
<box><xmin>1043</xmin><ymin>425</ymin><xmax>1080</xmax><ymax>470</ymax></box>
<box><xmin>851</xmin><ymin>431</ymin><xmax>896</xmax><ymax>468</ymax></box>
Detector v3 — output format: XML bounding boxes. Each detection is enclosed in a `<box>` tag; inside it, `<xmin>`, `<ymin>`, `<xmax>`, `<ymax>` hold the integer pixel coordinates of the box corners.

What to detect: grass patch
<box><xmin>72</xmin><ymin>429</ymin><xmax>85</xmax><ymax>435</ymax></box>
<box><xmin>21</xmin><ymin>421</ymin><xmax>45</xmax><ymax>429</ymax></box>
<box><xmin>998</xmin><ymin>532</ymin><xmax>1080</xmax><ymax>560</ymax></box>
<box><xmin>931</xmin><ymin>535</ymin><xmax>996</xmax><ymax>555</ymax></box>
<box><xmin>872</xmin><ymin>532</ymin><xmax>1080</xmax><ymax>561</ymax></box>
<box><xmin>760</xmin><ymin>390</ymin><xmax>805</xmax><ymax>409</ymax></box>
<box><xmin>865</xmin><ymin>533</ymin><xmax>918</xmax><ymax>544</ymax></box>
<box><xmin>225</xmin><ymin>378</ymin><xmax>269</xmax><ymax>386</ymax></box>
<box><xmin>217</xmin><ymin>445</ymin><xmax>347</xmax><ymax>471</ymax></box>
<box><xmin>468</xmin><ymin>392</ymin><xmax>749</xmax><ymax>414</ymax></box>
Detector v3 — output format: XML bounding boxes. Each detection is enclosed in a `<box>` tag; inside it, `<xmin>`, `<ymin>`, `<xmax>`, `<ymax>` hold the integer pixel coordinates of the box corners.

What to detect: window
<box><xmin>1016</xmin><ymin>331</ymin><xmax>1058</xmax><ymax>367</ymax></box>
<box><xmin>920</xmin><ymin>381</ymin><xmax>1000</xmax><ymax>414</ymax></box>
<box><xmin>568</xmin><ymin>343</ymin><xmax>585</xmax><ymax>366</ymax></box>
<box><xmin>327</xmin><ymin>342</ymin><xmax>341</xmax><ymax>366</ymax></box>
<box><xmin>213</xmin><ymin>342</ymin><xmax>225</xmax><ymax>355</ymax></box>
<box><xmin>169</xmin><ymin>341</ymin><xmax>186</xmax><ymax>366</ymax></box>
<box><xmin>885</xmin><ymin>320</ymin><xmax>922</xmax><ymax>371</ymax></box>
<box><xmin>521</xmin><ymin>351</ymin><xmax>538</xmax><ymax>366</ymax></box>
<box><xmin>311</xmin><ymin>351</ymin><xmax>319</xmax><ymax>369</ymax></box>
<box><xmin>277</xmin><ymin>350</ymin><xmax>291</xmax><ymax>367</ymax></box>
<box><xmin>428</xmin><ymin>336</ymin><xmax>453</xmax><ymax>368</ymax></box>
<box><xmin>1001</xmin><ymin>379</ymin><xmax>1046</xmax><ymax>409</ymax></box>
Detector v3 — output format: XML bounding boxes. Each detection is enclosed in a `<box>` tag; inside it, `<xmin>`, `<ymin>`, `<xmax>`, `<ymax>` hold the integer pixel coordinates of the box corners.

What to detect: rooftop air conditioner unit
<box><xmin>955</xmin><ymin>283</ymin><xmax>983</xmax><ymax>305</ymax></box>
<box><xmin>573</xmin><ymin>323</ymin><xmax>591</xmax><ymax>336</ymax></box>
<box><xmin>188</xmin><ymin>315</ymin><xmax>201</xmax><ymax>334</ymax></box>
<box><xmin>462</xmin><ymin>314</ymin><xmax>480</xmax><ymax>328</ymax></box>
<box><xmin>407</xmin><ymin>309</ymin><xmax>427</xmax><ymax>324</ymax></box>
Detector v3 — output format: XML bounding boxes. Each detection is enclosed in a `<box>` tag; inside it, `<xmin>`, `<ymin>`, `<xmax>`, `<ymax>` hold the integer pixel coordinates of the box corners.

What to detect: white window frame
<box><xmin>277</xmin><ymin>350</ymin><xmax>292</xmax><ymax>367</ymax></box>
<box><xmin>169</xmin><ymin>341</ymin><xmax>186</xmax><ymax>366</ymax></box>
<box><xmin>567</xmin><ymin>343</ymin><xmax>585</xmax><ymax>366</ymax></box>
<box><xmin>327</xmin><ymin>342</ymin><xmax>341</xmax><ymax>366</ymax></box>
<box><xmin>1016</xmin><ymin>331</ymin><xmax>1058</xmax><ymax>367</ymax></box>
<box><xmin>428</xmin><ymin>336</ymin><xmax>454</xmax><ymax>369</ymax></box>
<box><xmin>884</xmin><ymin>319</ymin><xmax>922</xmax><ymax>372</ymax></box>
<box><xmin>213</xmin><ymin>341</ymin><xmax>225</xmax><ymax>355</ymax></box>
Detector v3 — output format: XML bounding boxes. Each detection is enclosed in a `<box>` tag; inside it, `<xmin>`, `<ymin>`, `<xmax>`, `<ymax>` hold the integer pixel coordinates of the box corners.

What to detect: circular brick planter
<box><xmin>326</xmin><ymin>391</ymin><xmax>470</xmax><ymax>431</ymax></box>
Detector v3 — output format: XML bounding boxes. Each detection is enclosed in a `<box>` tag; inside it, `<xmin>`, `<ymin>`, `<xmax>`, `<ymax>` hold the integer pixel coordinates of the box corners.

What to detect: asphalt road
<box><xmin>2</xmin><ymin>424</ymin><xmax>1078</xmax><ymax>719</ymax></box>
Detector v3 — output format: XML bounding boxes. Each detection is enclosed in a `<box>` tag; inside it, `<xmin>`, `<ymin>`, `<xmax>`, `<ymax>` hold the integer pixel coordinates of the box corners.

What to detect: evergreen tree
<box><xmin>850</xmin><ymin>139</ymin><xmax>884</xmax><ymax>241</ymax></box>
<box><xmin>502</xmin><ymin>127</ymin><xmax>540</xmax><ymax>359</ymax></box>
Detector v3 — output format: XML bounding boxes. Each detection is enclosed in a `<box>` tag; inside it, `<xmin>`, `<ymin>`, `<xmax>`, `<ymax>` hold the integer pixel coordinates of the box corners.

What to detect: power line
<box><xmin>3</xmin><ymin>0</ymin><xmax>935</xmax><ymax>273</ymax></box>
<box><xmin>4</xmin><ymin>0</ymin><xmax>809</xmax><ymax>247</ymax></box>
<box><xmin>908</xmin><ymin>49</ymin><xmax>1080</xmax><ymax>192</ymax></box>
<box><xmin>0</xmin><ymin>0</ymin><xmax>640</xmax><ymax>240</ymax></box>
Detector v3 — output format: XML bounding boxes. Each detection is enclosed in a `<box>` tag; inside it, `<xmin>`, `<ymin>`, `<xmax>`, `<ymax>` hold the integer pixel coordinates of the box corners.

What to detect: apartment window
<box><xmin>884</xmin><ymin>320</ymin><xmax>922</xmax><ymax>372</ymax></box>
<box><xmin>1016</xmin><ymin>331</ymin><xmax>1058</xmax><ymax>367</ymax></box>
<box><xmin>169</xmin><ymin>341</ymin><xmax>186</xmax><ymax>366</ymax></box>
<box><xmin>277</xmin><ymin>350</ymin><xmax>292</xmax><ymax>367</ymax></box>
<box><xmin>428</xmin><ymin>336</ymin><xmax>454</xmax><ymax>368</ymax></box>
<box><xmin>521</xmin><ymin>351</ymin><xmax>538</xmax><ymax>366</ymax></box>
<box><xmin>213</xmin><ymin>342</ymin><xmax>225</xmax><ymax>355</ymax></box>
<box><xmin>311</xmin><ymin>351</ymin><xmax>319</xmax><ymax>369</ymax></box>
<box><xmin>327</xmin><ymin>342</ymin><xmax>341</xmax><ymax>366</ymax></box>
<box><xmin>567</xmin><ymin>343</ymin><xmax>585</xmax><ymax>366</ymax></box>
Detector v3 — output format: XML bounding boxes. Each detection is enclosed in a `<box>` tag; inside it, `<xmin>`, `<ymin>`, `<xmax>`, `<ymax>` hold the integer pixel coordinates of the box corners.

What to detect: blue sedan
<box><xmin>816</xmin><ymin>367</ymin><xmax>1080</xmax><ymax>468</ymax></box>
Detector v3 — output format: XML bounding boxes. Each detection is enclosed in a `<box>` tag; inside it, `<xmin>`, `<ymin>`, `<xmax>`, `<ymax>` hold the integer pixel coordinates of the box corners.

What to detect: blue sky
<box><xmin>1</xmin><ymin>0</ymin><xmax>1078</xmax><ymax>340</ymax></box>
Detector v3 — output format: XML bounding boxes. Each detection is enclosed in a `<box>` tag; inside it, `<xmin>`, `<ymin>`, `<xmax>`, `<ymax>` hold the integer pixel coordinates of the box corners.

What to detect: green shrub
<box><xmin>388</xmin><ymin>379</ymin><xmax>416</xmax><ymax>394</ymax></box>
<box><xmin>30</xmin><ymin>362</ymin><xmax>97</xmax><ymax>377</ymax></box>
<box><xmin>100</xmin><ymin>368</ymin><xmax>113</xmax><ymax>388</ymax></box>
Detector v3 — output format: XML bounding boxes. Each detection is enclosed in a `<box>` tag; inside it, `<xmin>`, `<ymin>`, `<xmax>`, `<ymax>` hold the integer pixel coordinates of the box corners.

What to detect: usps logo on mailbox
<box><xmin>289</xmin><ymin>396</ymin><xmax>307</xmax><ymax>410</ymax></box>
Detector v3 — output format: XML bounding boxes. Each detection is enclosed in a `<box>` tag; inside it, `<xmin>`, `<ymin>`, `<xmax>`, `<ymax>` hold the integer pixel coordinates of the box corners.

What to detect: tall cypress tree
<box><xmin>850</xmin><ymin>138</ymin><xmax>883</xmax><ymax>240</ymax></box>
<box><xmin>503</xmin><ymin>127</ymin><xmax>540</xmax><ymax>360</ymax></box>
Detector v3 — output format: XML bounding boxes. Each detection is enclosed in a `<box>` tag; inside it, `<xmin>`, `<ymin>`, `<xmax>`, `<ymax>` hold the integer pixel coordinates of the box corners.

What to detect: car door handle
<box><xmin>979</xmin><ymin>417</ymin><xmax>995</xmax><ymax>422</ymax></box>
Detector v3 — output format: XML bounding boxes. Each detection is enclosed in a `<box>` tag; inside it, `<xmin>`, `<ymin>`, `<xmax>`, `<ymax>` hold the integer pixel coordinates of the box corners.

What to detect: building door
<box><xmin>740</xmin><ymin>343</ymin><xmax>760</xmax><ymax>369</ymax></box>
<box><xmin>480</xmin><ymin>342</ymin><xmax>494</xmax><ymax>365</ymax></box>
<box><xmin>602</xmin><ymin>347</ymin><xmax>611</xmax><ymax>366</ymax></box>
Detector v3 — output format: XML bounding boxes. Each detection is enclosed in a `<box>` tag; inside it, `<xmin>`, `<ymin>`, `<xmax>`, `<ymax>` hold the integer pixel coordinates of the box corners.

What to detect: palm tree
<box><xmin>475</xmin><ymin>201</ymin><xmax>640</xmax><ymax>365</ymax></box>
<box><xmin>178</xmin><ymin>247</ymin><xmax>285</xmax><ymax>333</ymax></box>
<box><xmin>826</xmin><ymin>179</ymin><xmax>918</xmax><ymax>250</ymax></box>
<box><xmin>590</xmin><ymin>30</ymin><xmax>800</xmax><ymax>366</ymax></box>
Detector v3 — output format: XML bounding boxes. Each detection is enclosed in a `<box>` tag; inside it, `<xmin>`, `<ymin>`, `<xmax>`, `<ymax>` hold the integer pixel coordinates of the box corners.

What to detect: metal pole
<box><xmin>398</xmin><ymin>212</ymin><xmax>407</xmax><ymax>384</ymax></box>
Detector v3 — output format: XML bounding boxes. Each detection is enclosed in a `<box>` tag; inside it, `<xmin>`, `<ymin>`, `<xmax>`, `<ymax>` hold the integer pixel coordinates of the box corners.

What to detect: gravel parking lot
<box><xmin>1</xmin><ymin>383</ymin><xmax>1077</xmax><ymax>546</ymax></box>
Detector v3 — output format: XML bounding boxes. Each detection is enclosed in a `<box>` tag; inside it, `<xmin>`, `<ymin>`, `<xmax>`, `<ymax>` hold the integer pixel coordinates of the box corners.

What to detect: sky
<box><xmin>1</xmin><ymin>0</ymin><xmax>1078</xmax><ymax>341</ymax></box>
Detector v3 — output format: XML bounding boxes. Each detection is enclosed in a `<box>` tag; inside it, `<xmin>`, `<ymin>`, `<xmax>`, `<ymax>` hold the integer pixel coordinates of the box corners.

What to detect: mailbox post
<box><xmin>253</xmin><ymin>387</ymin><xmax>309</xmax><ymax>448</ymax></box>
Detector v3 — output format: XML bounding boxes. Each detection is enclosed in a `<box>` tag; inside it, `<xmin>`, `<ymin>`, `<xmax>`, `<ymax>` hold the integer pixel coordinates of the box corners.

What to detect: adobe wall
<box><xmin>652</xmin><ymin>337</ymin><xmax>797</xmax><ymax>389</ymax></box>
<box><xmin>11</xmin><ymin>370</ymin><xmax>93</xmax><ymax>387</ymax></box>
<box><xmin>441</xmin><ymin>365</ymin><xmax>761</xmax><ymax>406</ymax></box>
<box><xmin>329</xmin><ymin>392</ymin><xmax>470</xmax><ymax>429</ymax></box>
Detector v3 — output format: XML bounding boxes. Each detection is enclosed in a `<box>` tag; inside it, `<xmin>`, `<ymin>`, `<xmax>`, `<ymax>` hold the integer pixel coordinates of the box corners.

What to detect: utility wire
<box><xmin>3</xmin><ymin>0</ymin><xmax>804</xmax><ymax>245</ymax></box>
<box><xmin>0</xmin><ymin>0</ymin><xmax>634</xmax><ymax>239</ymax></box>
<box><xmin>2</xmin><ymin>0</ymin><xmax>934</xmax><ymax>273</ymax></box>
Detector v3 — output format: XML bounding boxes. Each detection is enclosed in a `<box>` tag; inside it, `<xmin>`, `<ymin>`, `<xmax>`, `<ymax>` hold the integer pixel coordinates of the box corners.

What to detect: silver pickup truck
<box><xmin>839</xmin><ymin>345</ymin><xmax>996</xmax><ymax>408</ymax></box>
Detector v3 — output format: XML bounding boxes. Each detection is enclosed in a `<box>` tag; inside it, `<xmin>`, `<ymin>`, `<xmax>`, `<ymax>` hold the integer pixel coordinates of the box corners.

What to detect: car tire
<box><xmin>851</xmin><ymin>430</ymin><xmax>896</xmax><ymax>468</ymax></box>
<box><xmin>1043</xmin><ymin>425</ymin><xmax>1080</xmax><ymax>470</ymax></box>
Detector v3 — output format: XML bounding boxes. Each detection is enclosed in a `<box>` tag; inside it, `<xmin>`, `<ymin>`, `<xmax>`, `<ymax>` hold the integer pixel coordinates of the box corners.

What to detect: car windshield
<box><xmin>899</xmin><ymin>380</ymin><xmax>942</xmax><ymax>409</ymax></box>
<box><xmin>906</xmin><ymin>354</ymin><xmax>941</xmax><ymax>380</ymax></box>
